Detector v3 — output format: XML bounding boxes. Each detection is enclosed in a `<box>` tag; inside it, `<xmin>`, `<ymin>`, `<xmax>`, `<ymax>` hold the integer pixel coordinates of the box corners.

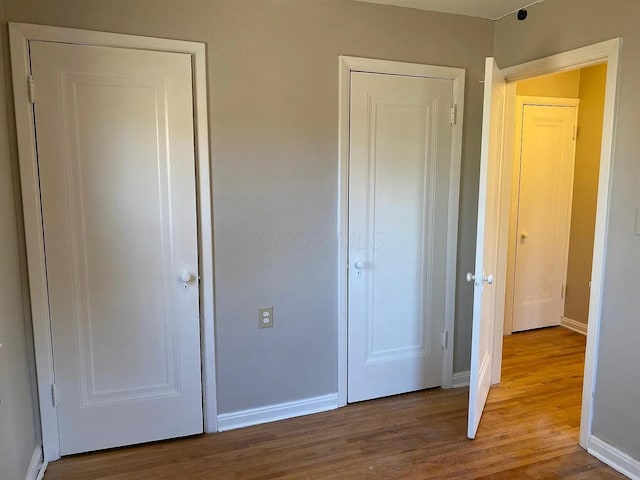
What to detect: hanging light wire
<box><xmin>494</xmin><ymin>0</ymin><xmax>545</xmax><ymax>20</ymax></box>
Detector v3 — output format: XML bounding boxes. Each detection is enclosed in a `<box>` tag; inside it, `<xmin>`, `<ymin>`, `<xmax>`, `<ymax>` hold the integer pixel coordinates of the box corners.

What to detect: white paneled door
<box><xmin>347</xmin><ymin>72</ymin><xmax>453</xmax><ymax>403</ymax></box>
<box><xmin>512</xmin><ymin>103</ymin><xmax>578</xmax><ymax>332</ymax></box>
<box><xmin>467</xmin><ymin>58</ymin><xmax>506</xmax><ymax>439</ymax></box>
<box><xmin>30</xmin><ymin>41</ymin><xmax>203</xmax><ymax>455</ymax></box>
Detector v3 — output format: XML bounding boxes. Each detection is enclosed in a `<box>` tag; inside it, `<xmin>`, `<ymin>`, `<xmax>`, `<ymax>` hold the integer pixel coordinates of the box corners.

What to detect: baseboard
<box><xmin>562</xmin><ymin>317</ymin><xmax>588</xmax><ymax>335</ymax></box>
<box><xmin>589</xmin><ymin>435</ymin><xmax>640</xmax><ymax>479</ymax></box>
<box><xmin>25</xmin><ymin>446</ymin><xmax>47</xmax><ymax>480</ymax></box>
<box><xmin>218</xmin><ymin>393</ymin><xmax>339</xmax><ymax>432</ymax></box>
<box><xmin>452</xmin><ymin>371</ymin><xmax>470</xmax><ymax>388</ymax></box>
<box><xmin>36</xmin><ymin>461</ymin><xmax>48</xmax><ymax>480</ymax></box>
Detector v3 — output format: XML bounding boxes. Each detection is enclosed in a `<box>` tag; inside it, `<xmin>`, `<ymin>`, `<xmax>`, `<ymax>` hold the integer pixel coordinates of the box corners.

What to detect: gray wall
<box><xmin>0</xmin><ymin>0</ymin><xmax>40</xmax><ymax>477</ymax></box>
<box><xmin>0</xmin><ymin>0</ymin><xmax>493</xmax><ymax>417</ymax></box>
<box><xmin>495</xmin><ymin>0</ymin><xmax>640</xmax><ymax>460</ymax></box>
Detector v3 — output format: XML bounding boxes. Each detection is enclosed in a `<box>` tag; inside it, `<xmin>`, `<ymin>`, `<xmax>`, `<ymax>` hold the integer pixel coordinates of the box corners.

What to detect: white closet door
<box><xmin>30</xmin><ymin>40</ymin><xmax>203</xmax><ymax>455</ymax></box>
<box><xmin>348</xmin><ymin>72</ymin><xmax>453</xmax><ymax>403</ymax></box>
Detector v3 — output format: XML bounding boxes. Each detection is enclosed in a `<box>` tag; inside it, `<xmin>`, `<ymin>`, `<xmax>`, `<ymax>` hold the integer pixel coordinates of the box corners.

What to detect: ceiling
<box><xmin>355</xmin><ymin>0</ymin><xmax>539</xmax><ymax>20</ymax></box>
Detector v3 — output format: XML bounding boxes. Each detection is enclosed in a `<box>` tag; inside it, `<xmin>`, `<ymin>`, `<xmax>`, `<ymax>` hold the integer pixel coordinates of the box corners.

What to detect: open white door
<box><xmin>467</xmin><ymin>58</ymin><xmax>506</xmax><ymax>439</ymax></box>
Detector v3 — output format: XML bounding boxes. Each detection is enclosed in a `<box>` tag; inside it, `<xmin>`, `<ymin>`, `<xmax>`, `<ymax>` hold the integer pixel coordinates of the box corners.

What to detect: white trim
<box><xmin>516</xmin><ymin>95</ymin><xmax>580</xmax><ymax>107</ymax></box>
<box><xmin>36</xmin><ymin>462</ymin><xmax>48</xmax><ymax>480</ymax></box>
<box><xmin>451</xmin><ymin>371</ymin><xmax>470</xmax><ymax>388</ymax></box>
<box><xmin>491</xmin><ymin>38</ymin><xmax>622</xmax><ymax>451</ymax></box>
<box><xmin>589</xmin><ymin>435</ymin><xmax>640</xmax><ymax>479</ymax></box>
<box><xmin>25</xmin><ymin>447</ymin><xmax>45</xmax><ymax>480</ymax></box>
<box><xmin>217</xmin><ymin>394</ymin><xmax>339</xmax><ymax>432</ymax></box>
<box><xmin>337</xmin><ymin>57</ymin><xmax>350</xmax><ymax>408</ymax></box>
<box><xmin>340</xmin><ymin>56</ymin><xmax>467</xmax><ymax>80</ymax></box>
<box><xmin>502</xmin><ymin>39</ymin><xmax>618</xmax><ymax>81</ymax></box>
<box><xmin>581</xmin><ymin>40</ymin><xmax>621</xmax><ymax>451</ymax></box>
<box><xmin>8</xmin><ymin>23</ymin><xmax>217</xmax><ymax>462</ymax></box>
<box><xmin>498</xmin><ymin>81</ymin><xmax>518</xmax><ymax>340</ymax></box>
<box><xmin>337</xmin><ymin>56</ymin><xmax>466</xmax><ymax>404</ymax></box>
<box><xmin>561</xmin><ymin>317</ymin><xmax>588</xmax><ymax>335</ymax></box>
<box><xmin>493</xmin><ymin>81</ymin><xmax>517</xmax><ymax>362</ymax></box>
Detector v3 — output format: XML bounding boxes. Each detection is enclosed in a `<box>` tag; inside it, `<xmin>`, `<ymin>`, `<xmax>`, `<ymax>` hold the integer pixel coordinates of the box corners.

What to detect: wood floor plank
<box><xmin>45</xmin><ymin>327</ymin><xmax>624</xmax><ymax>479</ymax></box>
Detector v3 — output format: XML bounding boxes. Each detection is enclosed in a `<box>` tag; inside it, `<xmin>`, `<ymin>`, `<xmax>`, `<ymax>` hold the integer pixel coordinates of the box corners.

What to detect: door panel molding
<box><xmin>362</xmin><ymin>90</ymin><xmax>438</xmax><ymax>364</ymax></box>
<box><xmin>9</xmin><ymin>23</ymin><xmax>215</xmax><ymax>462</ymax></box>
<box><xmin>337</xmin><ymin>56</ymin><xmax>466</xmax><ymax>406</ymax></box>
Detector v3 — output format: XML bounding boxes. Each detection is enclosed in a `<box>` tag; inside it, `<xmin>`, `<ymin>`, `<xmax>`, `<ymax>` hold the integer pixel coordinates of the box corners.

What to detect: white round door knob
<box><xmin>466</xmin><ymin>272</ymin><xmax>475</xmax><ymax>283</ymax></box>
<box><xmin>180</xmin><ymin>270</ymin><xmax>193</xmax><ymax>283</ymax></box>
<box><xmin>483</xmin><ymin>274</ymin><xmax>495</xmax><ymax>285</ymax></box>
<box><xmin>520</xmin><ymin>231</ymin><xmax>529</xmax><ymax>240</ymax></box>
<box><xmin>354</xmin><ymin>259</ymin><xmax>367</xmax><ymax>270</ymax></box>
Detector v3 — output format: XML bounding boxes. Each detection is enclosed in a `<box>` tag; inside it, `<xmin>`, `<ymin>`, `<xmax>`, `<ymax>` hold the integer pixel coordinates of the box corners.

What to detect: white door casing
<box><xmin>467</xmin><ymin>58</ymin><xmax>506</xmax><ymax>440</ymax></box>
<box><xmin>30</xmin><ymin>40</ymin><xmax>204</xmax><ymax>455</ymax></box>
<box><xmin>347</xmin><ymin>72</ymin><xmax>454</xmax><ymax>402</ymax></box>
<box><xmin>511</xmin><ymin>99</ymin><xmax>578</xmax><ymax>332</ymax></box>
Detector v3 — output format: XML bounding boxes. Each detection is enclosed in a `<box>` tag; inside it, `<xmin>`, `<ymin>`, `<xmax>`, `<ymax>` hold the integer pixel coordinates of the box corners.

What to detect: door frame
<box><xmin>9</xmin><ymin>23</ymin><xmax>217</xmax><ymax>462</ymax></box>
<box><xmin>337</xmin><ymin>56</ymin><xmax>466</xmax><ymax>406</ymax></box>
<box><xmin>504</xmin><ymin>96</ymin><xmax>580</xmax><ymax>335</ymax></box>
<box><xmin>489</xmin><ymin>39</ymin><xmax>621</xmax><ymax>450</ymax></box>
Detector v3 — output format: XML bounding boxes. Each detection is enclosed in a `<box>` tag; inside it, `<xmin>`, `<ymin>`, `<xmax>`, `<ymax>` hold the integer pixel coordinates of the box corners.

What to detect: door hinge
<box><xmin>573</xmin><ymin>125</ymin><xmax>578</xmax><ymax>141</ymax></box>
<box><xmin>561</xmin><ymin>283</ymin><xmax>566</xmax><ymax>299</ymax></box>
<box><xmin>441</xmin><ymin>330</ymin><xmax>449</xmax><ymax>349</ymax></box>
<box><xmin>450</xmin><ymin>105</ymin><xmax>457</xmax><ymax>126</ymax></box>
<box><xmin>27</xmin><ymin>75</ymin><xmax>35</xmax><ymax>104</ymax></box>
<box><xmin>51</xmin><ymin>383</ymin><xmax>58</xmax><ymax>408</ymax></box>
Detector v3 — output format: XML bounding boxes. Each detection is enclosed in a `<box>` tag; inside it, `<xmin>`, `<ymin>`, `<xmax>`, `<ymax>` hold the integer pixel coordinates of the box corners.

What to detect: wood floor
<box><xmin>45</xmin><ymin>327</ymin><xmax>624</xmax><ymax>479</ymax></box>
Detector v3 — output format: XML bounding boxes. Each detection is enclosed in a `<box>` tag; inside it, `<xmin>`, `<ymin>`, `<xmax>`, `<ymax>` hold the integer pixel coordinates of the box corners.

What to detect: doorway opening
<box><xmin>484</xmin><ymin>39</ymin><xmax>621</xmax><ymax>455</ymax></box>
<box><xmin>504</xmin><ymin>65</ymin><xmax>607</xmax><ymax>337</ymax></box>
<box><xmin>467</xmin><ymin>39</ymin><xmax>621</xmax><ymax>451</ymax></box>
<box><xmin>496</xmin><ymin>64</ymin><xmax>608</xmax><ymax>453</ymax></box>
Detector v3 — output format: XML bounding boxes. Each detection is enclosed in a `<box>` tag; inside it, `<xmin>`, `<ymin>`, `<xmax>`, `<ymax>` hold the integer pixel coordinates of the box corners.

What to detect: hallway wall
<box><xmin>565</xmin><ymin>64</ymin><xmax>607</xmax><ymax>326</ymax></box>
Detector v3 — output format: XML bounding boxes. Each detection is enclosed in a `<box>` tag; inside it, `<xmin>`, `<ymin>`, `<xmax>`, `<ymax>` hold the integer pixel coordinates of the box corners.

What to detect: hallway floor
<box><xmin>45</xmin><ymin>327</ymin><xmax>623</xmax><ymax>479</ymax></box>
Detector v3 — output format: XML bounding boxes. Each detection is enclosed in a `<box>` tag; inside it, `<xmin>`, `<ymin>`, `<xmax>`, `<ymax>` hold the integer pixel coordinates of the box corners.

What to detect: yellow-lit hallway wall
<box><xmin>516</xmin><ymin>69</ymin><xmax>581</xmax><ymax>98</ymax></box>
<box><xmin>565</xmin><ymin>64</ymin><xmax>607</xmax><ymax>326</ymax></box>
